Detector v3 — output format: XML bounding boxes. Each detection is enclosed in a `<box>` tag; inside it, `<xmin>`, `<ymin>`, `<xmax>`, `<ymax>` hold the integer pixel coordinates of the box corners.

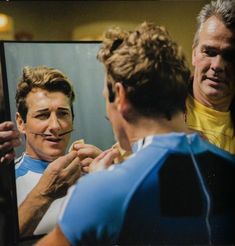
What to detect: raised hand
<box><xmin>19</xmin><ymin>151</ymin><xmax>81</xmax><ymax>236</ymax></box>
<box><xmin>89</xmin><ymin>148</ymin><xmax>120</xmax><ymax>173</ymax></box>
<box><xmin>72</xmin><ymin>143</ymin><xmax>102</xmax><ymax>173</ymax></box>
<box><xmin>0</xmin><ymin>121</ymin><xmax>21</xmax><ymax>164</ymax></box>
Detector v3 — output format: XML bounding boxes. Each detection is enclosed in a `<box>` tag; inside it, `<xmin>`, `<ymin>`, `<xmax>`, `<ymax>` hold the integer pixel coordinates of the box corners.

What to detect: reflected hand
<box><xmin>0</xmin><ymin>121</ymin><xmax>21</xmax><ymax>164</ymax></box>
<box><xmin>34</xmin><ymin>151</ymin><xmax>81</xmax><ymax>199</ymax></box>
<box><xmin>73</xmin><ymin>143</ymin><xmax>102</xmax><ymax>173</ymax></box>
<box><xmin>19</xmin><ymin>151</ymin><xmax>81</xmax><ymax>237</ymax></box>
<box><xmin>89</xmin><ymin>148</ymin><xmax>120</xmax><ymax>173</ymax></box>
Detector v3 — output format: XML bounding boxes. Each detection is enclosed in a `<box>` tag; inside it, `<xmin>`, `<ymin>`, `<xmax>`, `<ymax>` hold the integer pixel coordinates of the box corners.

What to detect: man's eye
<box><xmin>204</xmin><ymin>49</ymin><xmax>217</xmax><ymax>57</ymax></box>
<box><xmin>57</xmin><ymin>111</ymin><xmax>70</xmax><ymax>118</ymax></box>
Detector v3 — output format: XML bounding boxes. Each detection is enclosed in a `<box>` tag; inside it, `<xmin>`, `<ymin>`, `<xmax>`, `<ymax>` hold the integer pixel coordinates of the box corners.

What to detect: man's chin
<box><xmin>43</xmin><ymin>152</ymin><xmax>65</xmax><ymax>162</ymax></box>
<box><xmin>204</xmin><ymin>85</ymin><xmax>226</xmax><ymax>99</ymax></box>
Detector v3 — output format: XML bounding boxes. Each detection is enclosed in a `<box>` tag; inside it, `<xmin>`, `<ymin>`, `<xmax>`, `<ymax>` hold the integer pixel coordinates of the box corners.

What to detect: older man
<box><xmin>37</xmin><ymin>22</ymin><xmax>235</xmax><ymax>246</ymax></box>
<box><xmin>186</xmin><ymin>0</ymin><xmax>235</xmax><ymax>154</ymax></box>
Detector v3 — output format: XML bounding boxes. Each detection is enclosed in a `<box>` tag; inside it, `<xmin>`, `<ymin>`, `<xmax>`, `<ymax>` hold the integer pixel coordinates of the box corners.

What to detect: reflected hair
<box><xmin>97</xmin><ymin>22</ymin><xmax>190</xmax><ymax>121</ymax></box>
<box><xmin>15</xmin><ymin>66</ymin><xmax>75</xmax><ymax>122</ymax></box>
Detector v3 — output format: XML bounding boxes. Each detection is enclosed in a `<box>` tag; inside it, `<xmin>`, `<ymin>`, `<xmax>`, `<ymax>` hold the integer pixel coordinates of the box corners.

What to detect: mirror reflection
<box><xmin>3</xmin><ymin>42</ymin><xmax>115</xmax><ymax>237</ymax></box>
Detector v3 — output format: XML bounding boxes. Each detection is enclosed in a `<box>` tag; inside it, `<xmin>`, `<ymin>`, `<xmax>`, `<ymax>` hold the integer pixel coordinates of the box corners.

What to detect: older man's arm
<box><xmin>19</xmin><ymin>151</ymin><xmax>81</xmax><ymax>237</ymax></box>
<box><xmin>36</xmin><ymin>225</ymin><xmax>69</xmax><ymax>246</ymax></box>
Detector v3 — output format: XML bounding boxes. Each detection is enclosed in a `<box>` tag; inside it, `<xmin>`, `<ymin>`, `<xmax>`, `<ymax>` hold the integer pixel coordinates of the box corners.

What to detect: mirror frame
<box><xmin>0</xmin><ymin>41</ymin><xmax>19</xmax><ymax>246</ymax></box>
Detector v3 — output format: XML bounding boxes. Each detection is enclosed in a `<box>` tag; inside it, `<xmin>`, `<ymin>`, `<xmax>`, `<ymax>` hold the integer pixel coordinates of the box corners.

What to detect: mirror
<box><xmin>4</xmin><ymin>41</ymin><xmax>115</xmax><ymax>156</ymax></box>
<box><xmin>0</xmin><ymin>43</ymin><xmax>19</xmax><ymax>246</ymax></box>
<box><xmin>1</xmin><ymin>41</ymin><xmax>115</xmax><ymax>240</ymax></box>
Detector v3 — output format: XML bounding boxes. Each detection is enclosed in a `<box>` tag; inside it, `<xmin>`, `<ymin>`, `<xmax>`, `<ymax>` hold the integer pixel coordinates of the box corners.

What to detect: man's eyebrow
<box><xmin>34</xmin><ymin>107</ymin><xmax>70</xmax><ymax>113</ymax></box>
<box><xmin>202</xmin><ymin>44</ymin><xmax>235</xmax><ymax>52</ymax></box>
<box><xmin>201</xmin><ymin>45</ymin><xmax>216</xmax><ymax>50</ymax></box>
<box><xmin>57</xmin><ymin>107</ymin><xmax>71</xmax><ymax>111</ymax></box>
<box><xmin>35</xmin><ymin>108</ymin><xmax>49</xmax><ymax>113</ymax></box>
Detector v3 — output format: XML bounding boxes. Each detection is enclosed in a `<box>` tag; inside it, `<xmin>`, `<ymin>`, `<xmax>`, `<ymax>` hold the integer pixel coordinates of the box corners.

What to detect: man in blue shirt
<box><xmin>15</xmin><ymin>66</ymin><xmax>102</xmax><ymax>237</ymax></box>
<box><xmin>37</xmin><ymin>22</ymin><xmax>235</xmax><ymax>245</ymax></box>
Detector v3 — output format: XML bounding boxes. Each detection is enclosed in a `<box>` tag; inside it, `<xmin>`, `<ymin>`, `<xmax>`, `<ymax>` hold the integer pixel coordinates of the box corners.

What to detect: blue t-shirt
<box><xmin>15</xmin><ymin>154</ymin><xmax>69</xmax><ymax>235</ymax></box>
<box><xmin>59</xmin><ymin>133</ymin><xmax>235</xmax><ymax>245</ymax></box>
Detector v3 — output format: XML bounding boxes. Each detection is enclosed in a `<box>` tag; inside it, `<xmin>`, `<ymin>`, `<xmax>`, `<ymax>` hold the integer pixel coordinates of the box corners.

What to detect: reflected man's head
<box><xmin>192</xmin><ymin>0</ymin><xmax>235</xmax><ymax>111</ymax></box>
<box><xmin>97</xmin><ymin>22</ymin><xmax>190</xmax><ymax>148</ymax></box>
<box><xmin>15</xmin><ymin>66</ymin><xmax>75</xmax><ymax>161</ymax></box>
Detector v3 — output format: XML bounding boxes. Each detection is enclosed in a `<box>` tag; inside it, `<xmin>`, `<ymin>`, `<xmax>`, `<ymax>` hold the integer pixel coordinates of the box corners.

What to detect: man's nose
<box><xmin>48</xmin><ymin>114</ymin><xmax>61</xmax><ymax>133</ymax></box>
<box><xmin>211</xmin><ymin>55</ymin><xmax>225</xmax><ymax>74</ymax></box>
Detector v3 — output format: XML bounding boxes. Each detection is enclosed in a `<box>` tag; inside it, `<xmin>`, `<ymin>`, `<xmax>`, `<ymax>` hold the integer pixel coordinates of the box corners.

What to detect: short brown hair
<box><xmin>15</xmin><ymin>66</ymin><xmax>75</xmax><ymax>122</ymax></box>
<box><xmin>98</xmin><ymin>22</ymin><xmax>190</xmax><ymax>120</ymax></box>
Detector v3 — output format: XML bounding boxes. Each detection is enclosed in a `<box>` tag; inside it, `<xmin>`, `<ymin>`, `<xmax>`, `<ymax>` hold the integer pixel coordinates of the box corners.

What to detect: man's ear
<box><xmin>16</xmin><ymin>112</ymin><xmax>26</xmax><ymax>134</ymax></box>
<box><xmin>114</xmin><ymin>83</ymin><xmax>128</xmax><ymax>113</ymax></box>
<box><xmin>114</xmin><ymin>82</ymin><xmax>130</xmax><ymax>116</ymax></box>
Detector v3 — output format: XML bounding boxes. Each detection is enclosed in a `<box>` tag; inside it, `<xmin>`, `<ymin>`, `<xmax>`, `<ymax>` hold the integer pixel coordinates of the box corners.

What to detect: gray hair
<box><xmin>193</xmin><ymin>0</ymin><xmax>235</xmax><ymax>47</ymax></box>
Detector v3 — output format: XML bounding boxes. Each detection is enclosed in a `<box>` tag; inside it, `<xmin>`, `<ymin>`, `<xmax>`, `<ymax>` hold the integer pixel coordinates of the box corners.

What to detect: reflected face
<box><xmin>17</xmin><ymin>88</ymin><xmax>73</xmax><ymax>162</ymax></box>
<box><xmin>192</xmin><ymin>16</ymin><xmax>235</xmax><ymax>110</ymax></box>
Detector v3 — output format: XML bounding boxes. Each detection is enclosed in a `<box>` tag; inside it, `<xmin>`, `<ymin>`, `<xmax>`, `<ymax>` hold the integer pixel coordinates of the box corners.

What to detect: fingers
<box><xmin>80</xmin><ymin>157</ymin><xmax>93</xmax><ymax>173</ymax></box>
<box><xmin>48</xmin><ymin>151</ymin><xmax>78</xmax><ymax>171</ymax></box>
<box><xmin>63</xmin><ymin>156</ymin><xmax>81</xmax><ymax>181</ymax></box>
<box><xmin>11</xmin><ymin>137</ymin><xmax>22</xmax><ymax>148</ymax></box>
<box><xmin>48</xmin><ymin>152</ymin><xmax>80</xmax><ymax>184</ymax></box>
<box><xmin>0</xmin><ymin>137</ymin><xmax>21</xmax><ymax>152</ymax></box>
<box><xmin>89</xmin><ymin>148</ymin><xmax>120</xmax><ymax>173</ymax></box>
<box><xmin>0</xmin><ymin>128</ymin><xmax>20</xmax><ymax>143</ymax></box>
<box><xmin>73</xmin><ymin>144</ymin><xmax>102</xmax><ymax>160</ymax></box>
<box><xmin>93</xmin><ymin>149</ymin><xmax>113</xmax><ymax>161</ymax></box>
<box><xmin>70</xmin><ymin>143</ymin><xmax>103</xmax><ymax>173</ymax></box>
<box><xmin>0</xmin><ymin>149</ymin><xmax>16</xmax><ymax>165</ymax></box>
<box><xmin>0</xmin><ymin>121</ymin><xmax>15</xmax><ymax>131</ymax></box>
<box><xmin>0</xmin><ymin>122</ymin><xmax>21</xmax><ymax>164</ymax></box>
<box><xmin>81</xmin><ymin>166</ymin><xmax>89</xmax><ymax>173</ymax></box>
<box><xmin>99</xmin><ymin>149</ymin><xmax>120</xmax><ymax>166</ymax></box>
<box><xmin>38</xmin><ymin>153</ymin><xmax>81</xmax><ymax>199</ymax></box>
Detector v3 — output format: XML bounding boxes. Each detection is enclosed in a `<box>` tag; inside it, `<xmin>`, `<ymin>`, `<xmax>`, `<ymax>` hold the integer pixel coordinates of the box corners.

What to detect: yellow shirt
<box><xmin>186</xmin><ymin>95</ymin><xmax>235</xmax><ymax>154</ymax></box>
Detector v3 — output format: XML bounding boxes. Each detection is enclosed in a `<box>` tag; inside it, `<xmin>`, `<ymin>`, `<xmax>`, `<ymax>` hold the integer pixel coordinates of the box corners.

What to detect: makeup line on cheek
<box><xmin>30</xmin><ymin>129</ymin><xmax>74</xmax><ymax>137</ymax></box>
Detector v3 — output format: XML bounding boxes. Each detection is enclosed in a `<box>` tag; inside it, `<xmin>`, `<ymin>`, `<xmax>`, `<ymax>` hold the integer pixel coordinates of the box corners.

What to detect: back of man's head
<box><xmin>98</xmin><ymin>22</ymin><xmax>190</xmax><ymax>121</ymax></box>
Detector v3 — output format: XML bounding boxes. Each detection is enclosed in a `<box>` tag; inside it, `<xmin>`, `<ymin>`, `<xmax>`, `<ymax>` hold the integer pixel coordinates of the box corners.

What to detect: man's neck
<box><xmin>126</xmin><ymin>112</ymin><xmax>190</xmax><ymax>145</ymax></box>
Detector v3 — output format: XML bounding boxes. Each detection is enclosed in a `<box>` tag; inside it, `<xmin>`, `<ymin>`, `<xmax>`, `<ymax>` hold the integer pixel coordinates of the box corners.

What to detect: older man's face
<box><xmin>192</xmin><ymin>16</ymin><xmax>235</xmax><ymax>111</ymax></box>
